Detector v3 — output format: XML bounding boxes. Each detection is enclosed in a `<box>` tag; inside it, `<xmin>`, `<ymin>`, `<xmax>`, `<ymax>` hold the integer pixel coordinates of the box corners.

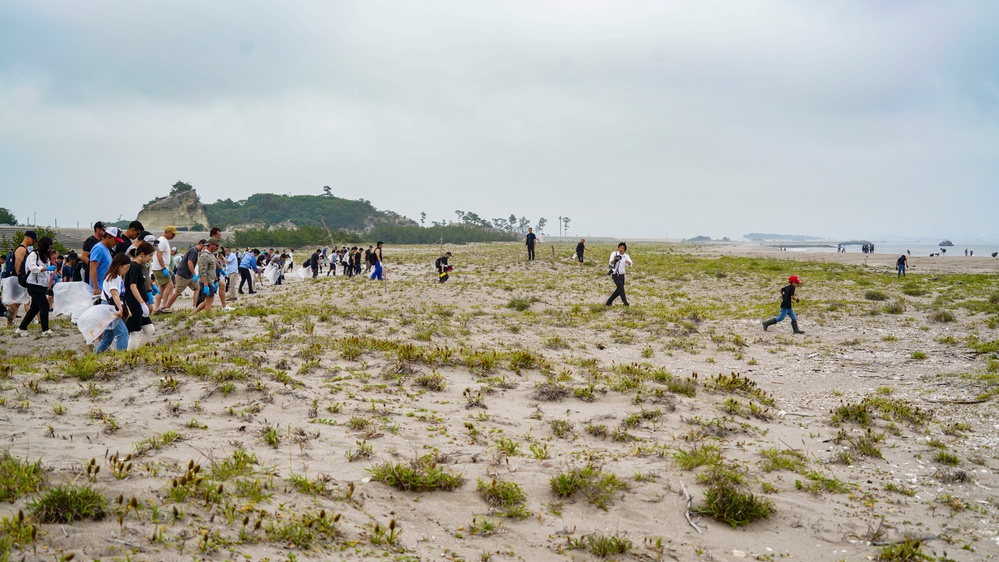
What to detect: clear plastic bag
<box><xmin>1</xmin><ymin>277</ymin><xmax>30</xmax><ymax>305</ymax></box>
<box><xmin>53</xmin><ymin>282</ymin><xmax>95</xmax><ymax>318</ymax></box>
<box><xmin>264</xmin><ymin>264</ymin><xmax>281</xmax><ymax>284</ymax></box>
<box><xmin>76</xmin><ymin>304</ymin><xmax>118</xmax><ymax>344</ymax></box>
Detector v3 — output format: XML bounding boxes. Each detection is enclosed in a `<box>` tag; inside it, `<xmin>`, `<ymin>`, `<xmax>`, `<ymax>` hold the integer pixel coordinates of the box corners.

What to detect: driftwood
<box><xmin>678</xmin><ymin>481</ymin><xmax>703</xmax><ymax>534</ymax></box>
<box><xmin>104</xmin><ymin>537</ymin><xmax>144</xmax><ymax>551</ymax></box>
<box><xmin>924</xmin><ymin>398</ymin><xmax>988</xmax><ymax>405</ymax></box>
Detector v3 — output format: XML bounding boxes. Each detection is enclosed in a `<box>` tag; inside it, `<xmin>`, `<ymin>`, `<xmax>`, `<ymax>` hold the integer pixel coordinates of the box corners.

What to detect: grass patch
<box><xmin>29</xmin><ymin>484</ymin><xmax>106</xmax><ymax>523</ymax></box>
<box><xmin>477</xmin><ymin>478</ymin><xmax>530</xmax><ymax>519</ymax></box>
<box><xmin>0</xmin><ymin>451</ymin><xmax>45</xmax><ymax>502</ymax></box>
<box><xmin>368</xmin><ymin>452</ymin><xmax>463</xmax><ymax>492</ymax></box>
<box><xmin>549</xmin><ymin>464</ymin><xmax>628</xmax><ymax>510</ymax></box>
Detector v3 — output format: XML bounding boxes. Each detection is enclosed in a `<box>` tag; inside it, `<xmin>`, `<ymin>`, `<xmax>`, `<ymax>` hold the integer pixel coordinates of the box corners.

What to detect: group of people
<box><xmin>306</xmin><ymin>244</ymin><xmax>383</xmax><ymax>279</ymax></box>
<box><xmin>1</xmin><ymin>221</ymin><xmax>398</xmax><ymax>352</ymax></box>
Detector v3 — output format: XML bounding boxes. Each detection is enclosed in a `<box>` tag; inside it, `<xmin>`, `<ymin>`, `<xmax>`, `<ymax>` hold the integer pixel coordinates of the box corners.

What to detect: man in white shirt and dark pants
<box><xmin>606</xmin><ymin>242</ymin><xmax>632</xmax><ymax>306</ymax></box>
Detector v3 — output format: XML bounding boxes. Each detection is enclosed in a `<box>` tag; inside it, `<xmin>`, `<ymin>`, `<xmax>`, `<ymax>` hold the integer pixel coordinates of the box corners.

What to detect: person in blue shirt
<box><xmin>88</xmin><ymin>229</ymin><xmax>117</xmax><ymax>299</ymax></box>
<box><xmin>238</xmin><ymin>249</ymin><xmax>260</xmax><ymax>294</ymax></box>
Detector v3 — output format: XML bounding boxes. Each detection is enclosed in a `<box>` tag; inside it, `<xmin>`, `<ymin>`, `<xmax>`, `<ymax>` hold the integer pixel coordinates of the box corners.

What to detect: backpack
<box><xmin>14</xmin><ymin>246</ymin><xmax>29</xmax><ymax>288</ymax></box>
<box><xmin>2</xmin><ymin>250</ymin><xmax>14</xmax><ymax>279</ymax></box>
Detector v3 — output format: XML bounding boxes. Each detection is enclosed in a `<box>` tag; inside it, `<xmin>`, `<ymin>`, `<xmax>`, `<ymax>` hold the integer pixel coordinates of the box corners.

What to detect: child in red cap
<box><xmin>762</xmin><ymin>275</ymin><xmax>805</xmax><ymax>334</ymax></box>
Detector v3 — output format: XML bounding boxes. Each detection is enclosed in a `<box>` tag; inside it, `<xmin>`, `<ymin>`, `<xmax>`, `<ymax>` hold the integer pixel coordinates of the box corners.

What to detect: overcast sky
<box><xmin>1</xmin><ymin>1</ymin><xmax>997</xmax><ymax>241</ymax></box>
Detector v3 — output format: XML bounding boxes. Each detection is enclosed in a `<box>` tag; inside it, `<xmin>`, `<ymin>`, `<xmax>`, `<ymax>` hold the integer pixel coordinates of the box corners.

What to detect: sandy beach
<box><xmin>2</xmin><ymin>240</ymin><xmax>999</xmax><ymax>561</ymax></box>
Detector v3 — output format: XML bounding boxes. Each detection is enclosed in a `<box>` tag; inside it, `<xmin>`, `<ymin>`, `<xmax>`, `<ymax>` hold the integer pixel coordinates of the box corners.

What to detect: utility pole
<box><xmin>558</xmin><ymin>216</ymin><xmax>562</xmax><ymax>237</ymax></box>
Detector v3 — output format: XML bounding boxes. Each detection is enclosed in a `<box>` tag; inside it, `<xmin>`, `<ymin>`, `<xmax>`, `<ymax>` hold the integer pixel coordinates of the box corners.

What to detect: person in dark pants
<box><xmin>525</xmin><ymin>228</ymin><xmax>537</xmax><ymax>261</ymax></box>
<box><xmin>606</xmin><ymin>242</ymin><xmax>632</xmax><ymax>306</ymax></box>
<box><xmin>17</xmin><ymin>236</ymin><xmax>54</xmax><ymax>337</ymax></box>
<box><xmin>435</xmin><ymin>252</ymin><xmax>452</xmax><ymax>283</ymax></box>
<box><xmin>238</xmin><ymin>249</ymin><xmax>260</xmax><ymax>294</ymax></box>
<box><xmin>575</xmin><ymin>238</ymin><xmax>586</xmax><ymax>268</ymax></box>
<box><xmin>310</xmin><ymin>249</ymin><xmax>320</xmax><ymax>278</ymax></box>
<box><xmin>762</xmin><ymin>275</ymin><xmax>805</xmax><ymax>334</ymax></box>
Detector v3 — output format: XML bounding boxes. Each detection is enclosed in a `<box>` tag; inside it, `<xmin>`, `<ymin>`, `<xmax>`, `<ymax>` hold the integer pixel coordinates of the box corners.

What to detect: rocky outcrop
<box><xmin>939</xmin><ymin>240</ymin><xmax>954</xmax><ymax>246</ymax></box>
<box><xmin>138</xmin><ymin>189</ymin><xmax>210</xmax><ymax>231</ymax></box>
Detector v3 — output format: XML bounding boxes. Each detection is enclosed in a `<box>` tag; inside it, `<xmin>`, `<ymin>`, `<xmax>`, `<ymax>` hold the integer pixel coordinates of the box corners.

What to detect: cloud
<box><xmin>1</xmin><ymin>1</ymin><xmax>997</xmax><ymax>241</ymax></box>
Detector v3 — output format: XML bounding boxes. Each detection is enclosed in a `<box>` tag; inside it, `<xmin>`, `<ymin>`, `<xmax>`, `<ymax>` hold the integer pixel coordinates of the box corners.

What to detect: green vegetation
<box><xmin>29</xmin><ymin>484</ymin><xmax>106</xmax><ymax>523</ymax></box>
<box><xmin>368</xmin><ymin>452</ymin><xmax>463</xmax><ymax>492</ymax></box>
<box><xmin>550</xmin><ymin>464</ymin><xmax>629</xmax><ymax>510</ymax></box>
<box><xmin>0</xmin><ymin>452</ymin><xmax>44</xmax><ymax>502</ymax></box>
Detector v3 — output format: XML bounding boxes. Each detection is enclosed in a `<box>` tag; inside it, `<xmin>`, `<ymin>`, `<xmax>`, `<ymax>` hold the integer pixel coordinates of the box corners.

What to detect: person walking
<box><xmin>88</xmin><ymin>228</ymin><xmax>118</xmax><ymax>300</ymax></box>
<box><xmin>762</xmin><ymin>275</ymin><xmax>805</xmax><ymax>334</ymax></box>
<box><xmin>896</xmin><ymin>254</ymin><xmax>908</xmax><ymax>278</ymax></box>
<box><xmin>525</xmin><ymin>227</ymin><xmax>537</xmax><ymax>261</ymax></box>
<box><xmin>575</xmin><ymin>238</ymin><xmax>586</xmax><ymax>268</ymax></box>
<box><xmin>223</xmin><ymin>247</ymin><xmax>239</xmax><ymax>301</ymax></box>
<box><xmin>193</xmin><ymin>238</ymin><xmax>220</xmax><ymax>314</ymax></box>
<box><xmin>5</xmin><ymin>230</ymin><xmax>37</xmax><ymax>326</ymax></box>
<box><xmin>370</xmin><ymin>241</ymin><xmax>384</xmax><ymax>280</ymax></box>
<box><xmin>311</xmin><ymin>249</ymin><xmax>321</xmax><ymax>278</ymax></box>
<box><xmin>124</xmin><ymin>242</ymin><xmax>155</xmax><ymax>349</ymax></box>
<box><xmin>152</xmin><ymin>226</ymin><xmax>178</xmax><ymax>313</ymax></box>
<box><xmin>16</xmin><ymin>235</ymin><xmax>54</xmax><ymax>337</ymax></box>
<box><xmin>95</xmin><ymin>253</ymin><xmax>132</xmax><ymax>353</ymax></box>
<box><xmin>606</xmin><ymin>242</ymin><xmax>632</xmax><ymax>306</ymax></box>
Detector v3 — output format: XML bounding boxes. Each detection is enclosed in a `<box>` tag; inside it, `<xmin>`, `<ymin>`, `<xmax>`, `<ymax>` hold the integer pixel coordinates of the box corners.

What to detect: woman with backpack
<box><xmin>16</xmin><ymin>235</ymin><xmax>54</xmax><ymax>337</ymax></box>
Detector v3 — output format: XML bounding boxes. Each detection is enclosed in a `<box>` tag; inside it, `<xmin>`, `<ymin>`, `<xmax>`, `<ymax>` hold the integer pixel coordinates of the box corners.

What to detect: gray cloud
<box><xmin>1</xmin><ymin>1</ymin><xmax>997</xmax><ymax>241</ymax></box>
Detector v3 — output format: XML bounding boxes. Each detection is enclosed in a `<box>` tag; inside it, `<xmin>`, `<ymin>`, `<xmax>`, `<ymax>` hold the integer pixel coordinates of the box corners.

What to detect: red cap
<box><xmin>788</xmin><ymin>275</ymin><xmax>801</xmax><ymax>284</ymax></box>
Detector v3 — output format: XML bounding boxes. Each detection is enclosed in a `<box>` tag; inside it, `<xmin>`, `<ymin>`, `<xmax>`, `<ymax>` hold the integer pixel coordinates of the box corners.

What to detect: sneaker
<box><xmin>222</xmin><ymin>306</ymin><xmax>234</xmax><ymax>312</ymax></box>
<box><xmin>248</xmin><ymin>291</ymin><xmax>257</xmax><ymax>294</ymax></box>
<box><xmin>41</xmin><ymin>330</ymin><xmax>54</xmax><ymax>337</ymax></box>
<box><xmin>15</xmin><ymin>329</ymin><xmax>28</xmax><ymax>337</ymax></box>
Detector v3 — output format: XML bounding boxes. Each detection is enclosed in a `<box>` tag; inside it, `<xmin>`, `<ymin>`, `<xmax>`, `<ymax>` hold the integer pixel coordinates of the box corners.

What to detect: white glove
<box><xmin>141</xmin><ymin>303</ymin><xmax>150</xmax><ymax>317</ymax></box>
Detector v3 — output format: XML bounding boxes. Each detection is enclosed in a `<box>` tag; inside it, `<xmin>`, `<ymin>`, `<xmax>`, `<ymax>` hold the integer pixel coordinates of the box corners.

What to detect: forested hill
<box><xmin>204</xmin><ymin>193</ymin><xmax>416</xmax><ymax>231</ymax></box>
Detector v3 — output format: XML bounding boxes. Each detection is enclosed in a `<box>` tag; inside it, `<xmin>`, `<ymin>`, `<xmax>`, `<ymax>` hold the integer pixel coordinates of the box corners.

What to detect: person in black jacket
<box><xmin>762</xmin><ymin>275</ymin><xmax>805</xmax><ymax>334</ymax></box>
<box><xmin>435</xmin><ymin>252</ymin><xmax>452</xmax><ymax>283</ymax></box>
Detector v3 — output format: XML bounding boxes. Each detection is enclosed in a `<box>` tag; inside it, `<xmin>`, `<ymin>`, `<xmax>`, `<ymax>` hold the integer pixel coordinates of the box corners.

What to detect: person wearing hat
<box><xmin>762</xmin><ymin>275</ymin><xmax>805</xmax><ymax>334</ymax></box>
<box><xmin>193</xmin><ymin>238</ymin><xmax>220</xmax><ymax>314</ymax></box>
<box><xmin>5</xmin><ymin>230</ymin><xmax>38</xmax><ymax>326</ymax></box>
<box><xmin>153</xmin><ymin>226</ymin><xmax>178</xmax><ymax>313</ymax></box>
<box><xmin>88</xmin><ymin>228</ymin><xmax>118</xmax><ymax>297</ymax></box>
<box><xmin>62</xmin><ymin>251</ymin><xmax>84</xmax><ymax>282</ymax></box>
<box><xmin>80</xmin><ymin>221</ymin><xmax>106</xmax><ymax>283</ymax></box>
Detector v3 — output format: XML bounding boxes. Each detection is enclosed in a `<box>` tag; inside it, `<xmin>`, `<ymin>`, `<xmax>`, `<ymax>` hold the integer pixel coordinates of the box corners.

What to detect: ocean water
<box><xmin>771</xmin><ymin>242</ymin><xmax>999</xmax><ymax>258</ymax></box>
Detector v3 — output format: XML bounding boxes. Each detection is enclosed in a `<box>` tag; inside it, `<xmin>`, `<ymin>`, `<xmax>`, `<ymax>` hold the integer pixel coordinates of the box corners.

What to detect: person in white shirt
<box><xmin>95</xmin><ymin>253</ymin><xmax>132</xmax><ymax>353</ymax></box>
<box><xmin>606</xmin><ymin>242</ymin><xmax>633</xmax><ymax>306</ymax></box>
<box><xmin>153</xmin><ymin>226</ymin><xmax>177</xmax><ymax>313</ymax></box>
<box><xmin>17</xmin><ymin>235</ymin><xmax>55</xmax><ymax>337</ymax></box>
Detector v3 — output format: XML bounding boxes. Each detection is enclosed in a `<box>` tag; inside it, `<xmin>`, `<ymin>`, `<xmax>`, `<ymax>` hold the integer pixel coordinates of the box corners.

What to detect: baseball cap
<box><xmin>24</xmin><ymin>230</ymin><xmax>38</xmax><ymax>242</ymax></box>
<box><xmin>208</xmin><ymin>237</ymin><xmax>220</xmax><ymax>246</ymax></box>
<box><xmin>165</xmin><ymin>226</ymin><xmax>178</xmax><ymax>235</ymax></box>
<box><xmin>788</xmin><ymin>275</ymin><xmax>802</xmax><ymax>284</ymax></box>
<box><xmin>67</xmin><ymin>251</ymin><xmax>79</xmax><ymax>260</ymax></box>
<box><xmin>143</xmin><ymin>235</ymin><xmax>157</xmax><ymax>244</ymax></box>
<box><xmin>105</xmin><ymin>226</ymin><xmax>122</xmax><ymax>240</ymax></box>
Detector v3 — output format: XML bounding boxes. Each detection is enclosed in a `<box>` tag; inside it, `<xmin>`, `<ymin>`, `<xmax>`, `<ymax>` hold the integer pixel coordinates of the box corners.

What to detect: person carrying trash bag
<box><xmin>435</xmin><ymin>252</ymin><xmax>453</xmax><ymax>283</ymax></box>
<box><xmin>762</xmin><ymin>275</ymin><xmax>805</xmax><ymax>334</ymax></box>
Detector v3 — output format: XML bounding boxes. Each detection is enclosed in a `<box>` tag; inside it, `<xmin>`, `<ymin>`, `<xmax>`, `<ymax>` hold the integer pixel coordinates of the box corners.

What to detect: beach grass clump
<box><xmin>477</xmin><ymin>478</ymin><xmax>530</xmax><ymax>519</ymax></box>
<box><xmin>884</xmin><ymin>300</ymin><xmax>906</xmax><ymax>314</ymax></box>
<box><xmin>704</xmin><ymin>372</ymin><xmax>774</xmax><ymax>406</ymax></box>
<box><xmin>367</xmin><ymin>452</ymin><xmax>463</xmax><ymax>492</ymax></box>
<box><xmin>29</xmin><ymin>484</ymin><xmax>106</xmax><ymax>523</ymax></box>
<box><xmin>533</xmin><ymin>381</ymin><xmax>570</xmax><ymax>401</ymax></box>
<box><xmin>876</xmin><ymin>537</ymin><xmax>933</xmax><ymax>561</ymax></box>
<box><xmin>0</xmin><ymin>510</ymin><xmax>38</xmax><ymax>554</ymax></box>
<box><xmin>0</xmin><ymin>451</ymin><xmax>45</xmax><ymax>502</ymax></box>
<box><xmin>549</xmin><ymin>464</ymin><xmax>628</xmax><ymax>510</ymax></box>
<box><xmin>414</xmin><ymin>371</ymin><xmax>446</xmax><ymax>391</ymax></box>
<box><xmin>929</xmin><ymin>309</ymin><xmax>956</xmax><ymax>323</ymax></box>
<box><xmin>759</xmin><ymin>448</ymin><xmax>808</xmax><ymax>473</ymax></box>
<box><xmin>265</xmin><ymin>509</ymin><xmax>341</xmax><ymax>549</ymax></box>
<box><xmin>585</xmin><ymin>532</ymin><xmax>634</xmax><ymax>558</ymax></box>
<box><xmin>673</xmin><ymin>443</ymin><xmax>722</xmax><ymax>470</ymax></box>
<box><xmin>698</xmin><ymin>469</ymin><xmax>773</xmax><ymax>528</ymax></box>
<box><xmin>550</xmin><ymin>418</ymin><xmax>575</xmax><ymax>439</ymax></box>
<box><xmin>864</xmin><ymin>290</ymin><xmax>890</xmax><ymax>302</ymax></box>
<box><xmin>935</xmin><ymin>451</ymin><xmax>960</xmax><ymax>466</ymax></box>
<box><xmin>505</xmin><ymin>297</ymin><xmax>539</xmax><ymax>312</ymax></box>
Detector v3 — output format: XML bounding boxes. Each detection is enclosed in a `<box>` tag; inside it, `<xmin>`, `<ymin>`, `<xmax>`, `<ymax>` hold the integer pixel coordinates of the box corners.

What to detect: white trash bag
<box><xmin>53</xmin><ymin>282</ymin><xmax>94</xmax><ymax>318</ymax></box>
<box><xmin>264</xmin><ymin>264</ymin><xmax>281</xmax><ymax>285</ymax></box>
<box><xmin>76</xmin><ymin>304</ymin><xmax>118</xmax><ymax>344</ymax></box>
<box><xmin>296</xmin><ymin>265</ymin><xmax>311</xmax><ymax>279</ymax></box>
<box><xmin>1</xmin><ymin>277</ymin><xmax>30</xmax><ymax>306</ymax></box>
